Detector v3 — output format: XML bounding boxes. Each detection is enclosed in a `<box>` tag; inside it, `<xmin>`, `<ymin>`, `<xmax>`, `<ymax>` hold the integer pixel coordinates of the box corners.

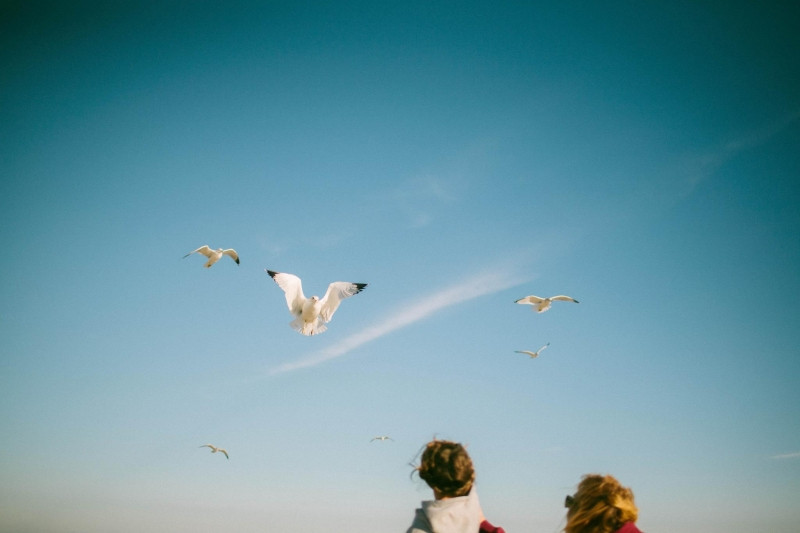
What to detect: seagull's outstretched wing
<box><xmin>222</xmin><ymin>249</ymin><xmax>240</xmax><ymax>264</ymax></box>
<box><xmin>319</xmin><ymin>281</ymin><xmax>367</xmax><ymax>323</ymax></box>
<box><xmin>515</xmin><ymin>295</ymin><xmax>544</xmax><ymax>305</ymax></box>
<box><xmin>184</xmin><ymin>245</ymin><xmax>212</xmax><ymax>259</ymax></box>
<box><xmin>267</xmin><ymin>270</ymin><xmax>305</xmax><ymax>317</ymax></box>
<box><xmin>219</xmin><ymin>448</ymin><xmax>229</xmax><ymax>459</ymax></box>
<box><xmin>515</xmin><ymin>350</ymin><xmax>538</xmax><ymax>358</ymax></box>
<box><xmin>200</xmin><ymin>444</ymin><xmax>215</xmax><ymax>450</ymax></box>
<box><xmin>538</xmin><ymin>342</ymin><xmax>550</xmax><ymax>354</ymax></box>
<box><xmin>550</xmin><ymin>295</ymin><xmax>579</xmax><ymax>303</ymax></box>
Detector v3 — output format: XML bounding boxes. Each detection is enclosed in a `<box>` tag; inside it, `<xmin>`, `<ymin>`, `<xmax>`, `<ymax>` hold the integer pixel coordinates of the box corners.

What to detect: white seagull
<box><xmin>183</xmin><ymin>245</ymin><xmax>240</xmax><ymax>268</ymax></box>
<box><xmin>200</xmin><ymin>444</ymin><xmax>229</xmax><ymax>459</ymax></box>
<box><xmin>370</xmin><ymin>435</ymin><xmax>394</xmax><ymax>442</ymax></box>
<box><xmin>515</xmin><ymin>294</ymin><xmax>579</xmax><ymax>313</ymax></box>
<box><xmin>515</xmin><ymin>343</ymin><xmax>550</xmax><ymax>359</ymax></box>
<box><xmin>266</xmin><ymin>270</ymin><xmax>367</xmax><ymax>336</ymax></box>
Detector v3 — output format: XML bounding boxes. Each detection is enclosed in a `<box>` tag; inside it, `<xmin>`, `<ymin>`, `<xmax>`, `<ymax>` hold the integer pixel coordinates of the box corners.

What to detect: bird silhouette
<box><xmin>200</xmin><ymin>444</ymin><xmax>229</xmax><ymax>459</ymax></box>
<box><xmin>266</xmin><ymin>270</ymin><xmax>367</xmax><ymax>336</ymax></box>
<box><xmin>515</xmin><ymin>294</ymin><xmax>578</xmax><ymax>313</ymax></box>
<box><xmin>515</xmin><ymin>343</ymin><xmax>550</xmax><ymax>358</ymax></box>
<box><xmin>183</xmin><ymin>245</ymin><xmax>239</xmax><ymax>268</ymax></box>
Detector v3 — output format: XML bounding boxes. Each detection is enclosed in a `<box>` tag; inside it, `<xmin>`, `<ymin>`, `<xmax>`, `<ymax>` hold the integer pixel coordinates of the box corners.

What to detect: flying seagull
<box><xmin>515</xmin><ymin>294</ymin><xmax>579</xmax><ymax>313</ymax></box>
<box><xmin>266</xmin><ymin>270</ymin><xmax>367</xmax><ymax>336</ymax></box>
<box><xmin>370</xmin><ymin>435</ymin><xmax>394</xmax><ymax>442</ymax></box>
<box><xmin>200</xmin><ymin>444</ymin><xmax>229</xmax><ymax>459</ymax></box>
<box><xmin>515</xmin><ymin>343</ymin><xmax>550</xmax><ymax>359</ymax></box>
<box><xmin>183</xmin><ymin>245</ymin><xmax>240</xmax><ymax>268</ymax></box>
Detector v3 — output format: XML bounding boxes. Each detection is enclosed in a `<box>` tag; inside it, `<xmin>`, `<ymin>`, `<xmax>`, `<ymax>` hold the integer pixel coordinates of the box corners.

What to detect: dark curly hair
<box><xmin>415</xmin><ymin>439</ymin><xmax>475</xmax><ymax>498</ymax></box>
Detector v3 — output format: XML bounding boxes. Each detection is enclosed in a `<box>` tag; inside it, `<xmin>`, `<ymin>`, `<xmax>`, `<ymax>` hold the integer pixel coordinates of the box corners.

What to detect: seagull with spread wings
<box><xmin>266</xmin><ymin>270</ymin><xmax>367</xmax><ymax>336</ymax></box>
<box><xmin>515</xmin><ymin>294</ymin><xmax>579</xmax><ymax>313</ymax></box>
<box><xmin>515</xmin><ymin>343</ymin><xmax>550</xmax><ymax>359</ymax></box>
<box><xmin>370</xmin><ymin>435</ymin><xmax>394</xmax><ymax>442</ymax></box>
<box><xmin>183</xmin><ymin>245</ymin><xmax>240</xmax><ymax>268</ymax></box>
<box><xmin>200</xmin><ymin>444</ymin><xmax>229</xmax><ymax>459</ymax></box>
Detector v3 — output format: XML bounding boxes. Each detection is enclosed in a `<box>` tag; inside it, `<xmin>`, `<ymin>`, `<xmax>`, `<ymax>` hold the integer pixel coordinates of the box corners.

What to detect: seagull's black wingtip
<box><xmin>266</xmin><ymin>269</ymin><xmax>278</xmax><ymax>278</ymax></box>
<box><xmin>355</xmin><ymin>283</ymin><xmax>367</xmax><ymax>292</ymax></box>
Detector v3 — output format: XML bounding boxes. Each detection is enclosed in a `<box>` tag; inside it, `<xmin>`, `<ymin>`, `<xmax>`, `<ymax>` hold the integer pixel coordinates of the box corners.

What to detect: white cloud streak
<box><xmin>268</xmin><ymin>267</ymin><xmax>530</xmax><ymax>375</ymax></box>
<box><xmin>771</xmin><ymin>451</ymin><xmax>800</xmax><ymax>460</ymax></box>
<box><xmin>685</xmin><ymin>109</ymin><xmax>800</xmax><ymax>189</ymax></box>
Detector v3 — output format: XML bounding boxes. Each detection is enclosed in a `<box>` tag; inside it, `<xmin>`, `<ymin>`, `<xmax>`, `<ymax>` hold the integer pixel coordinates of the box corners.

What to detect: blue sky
<box><xmin>1</xmin><ymin>2</ymin><xmax>798</xmax><ymax>532</ymax></box>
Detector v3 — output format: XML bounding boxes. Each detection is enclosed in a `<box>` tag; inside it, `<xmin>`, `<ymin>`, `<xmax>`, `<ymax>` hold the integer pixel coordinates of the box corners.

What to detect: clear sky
<box><xmin>1</xmin><ymin>2</ymin><xmax>798</xmax><ymax>532</ymax></box>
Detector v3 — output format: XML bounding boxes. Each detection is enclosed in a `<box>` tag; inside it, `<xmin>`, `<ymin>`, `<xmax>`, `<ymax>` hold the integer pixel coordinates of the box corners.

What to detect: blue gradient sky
<box><xmin>2</xmin><ymin>2</ymin><xmax>799</xmax><ymax>532</ymax></box>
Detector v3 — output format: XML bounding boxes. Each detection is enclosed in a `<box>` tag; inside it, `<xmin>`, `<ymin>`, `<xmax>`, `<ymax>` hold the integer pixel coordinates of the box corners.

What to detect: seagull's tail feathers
<box><xmin>307</xmin><ymin>321</ymin><xmax>327</xmax><ymax>336</ymax></box>
<box><xmin>290</xmin><ymin>317</ymin><xmax>305</xmax><ymax>334</ymax></box>
<box><xmin>291</xmin><ymin>318</ymin><xmax>327</xmax><ymax>336</ymax></box>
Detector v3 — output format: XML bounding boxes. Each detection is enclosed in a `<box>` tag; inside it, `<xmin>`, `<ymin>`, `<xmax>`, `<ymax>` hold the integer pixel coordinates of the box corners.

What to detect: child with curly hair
<box><xmin>564</xmin><ymin>474</ymin><xmax>643</xmax><ymax>533</ymax></box>
<box><xmin>406</xmin><ymin>439</ymin><xmax>504</xmax><ymax>533</ymax></box>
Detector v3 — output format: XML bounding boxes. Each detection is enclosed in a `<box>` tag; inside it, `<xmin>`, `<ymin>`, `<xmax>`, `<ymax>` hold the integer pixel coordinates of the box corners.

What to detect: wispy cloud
<box><xmin>637</xmin><ymin>110</ymin><xmax>800</xmax><ymax>215</ymax></box>
<box><xmin>771</xmin><ymin>451</ymin><xmax>800</xmax><ymax>460</ymax></box>
<box><xmin>268</xmin><ymin>266</ymin><xmax>531</xmax><ymax>375</ymax></box>
<box><xmin>684</xmin><ymin>109</ymin><xmax>800</xmax><ymax>189</ymax></box>
<box><xmin>391</xmin><ymin>174</ymin><xmax>458</xmax><ymax>229</ymax></box>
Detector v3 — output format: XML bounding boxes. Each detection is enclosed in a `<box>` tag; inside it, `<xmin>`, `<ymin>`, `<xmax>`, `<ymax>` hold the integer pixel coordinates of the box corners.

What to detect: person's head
<box><xmin>564</xmin><ymin>474</ymin><xmax>638</xmax><ymax>533</ymax></box>
<box><xmin>415</xmin><ymin>439</ymin><xmax>475</xmax><ymax>499</ymax></box>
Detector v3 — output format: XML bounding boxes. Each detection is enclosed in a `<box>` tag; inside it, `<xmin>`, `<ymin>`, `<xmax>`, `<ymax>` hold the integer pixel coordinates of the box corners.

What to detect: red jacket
<box><xmin>479</xmin><ymin>519</ymin><xmax>505</xmax><ymax>533</ymax></box>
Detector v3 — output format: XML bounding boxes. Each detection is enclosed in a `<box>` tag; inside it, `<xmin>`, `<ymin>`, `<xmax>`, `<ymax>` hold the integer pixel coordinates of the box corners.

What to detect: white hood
<box><xmin>407</xmin><ymin>488</ymin><xmax>482</xmax><ymax>533</ymax></box>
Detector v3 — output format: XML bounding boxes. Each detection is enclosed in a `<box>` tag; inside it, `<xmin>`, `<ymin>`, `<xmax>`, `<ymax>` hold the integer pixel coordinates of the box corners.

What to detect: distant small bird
<box><xmin>371</xmin><ymin>436</ymin><xmax>394</xmax><ymax>442</ymax></box>
<box><xmin>183</xmin><ymin>245</ymin><xmax>240</xmax><ymax>268</ymax></box>
<box><xmin>515</xmin><ymin>294</ymin><xmax>579</xmax><ymax>313</ymax></box>
<box><xmin>200</xmin><ymin>444</ymin><xmax>229</xmax><ymax>459</ymax></box>
<box><xmin>515</xmin><ymin>343</ymin><xmax>550</xmax><ymax>359</ymax></box>
<box><xmin>266</xmin><ymin>270</ymin><xmax>367</xmax><ymax>336</ymax></box>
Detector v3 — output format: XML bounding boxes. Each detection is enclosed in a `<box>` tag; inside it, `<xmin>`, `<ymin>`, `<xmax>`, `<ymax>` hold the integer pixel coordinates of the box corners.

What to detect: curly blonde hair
<box><xmin>415</xmin><ymin>439</ymin><xmax>475</xmax><ymax>498</ymax></box>
<box><xmin>564</xmin><ymin>474</ymin><xmax>638</xmax><ymax>533</ymax></box>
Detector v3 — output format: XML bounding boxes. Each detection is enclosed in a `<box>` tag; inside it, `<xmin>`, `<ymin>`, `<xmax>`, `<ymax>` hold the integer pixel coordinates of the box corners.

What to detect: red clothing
<box><xmin>616</xmin><ymin>522</ymin><xmax>643</xmax><ymax>533</ymax></box>
<box><xmin>479</xmin><ymin>519</ymin><xmax>505</xmax><ymax>533</ymax></box>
